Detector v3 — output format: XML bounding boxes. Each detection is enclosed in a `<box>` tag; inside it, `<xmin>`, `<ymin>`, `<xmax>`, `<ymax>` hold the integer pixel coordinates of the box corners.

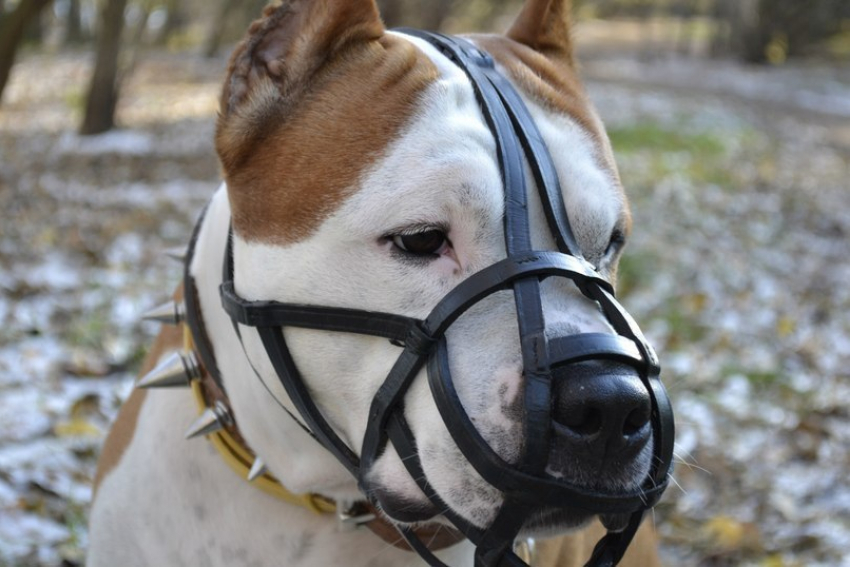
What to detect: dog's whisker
<box><xmin>671</xmin><ymin>450</ymin><xmax>712</xmax><ymax>475</ymax></box>
<box><xmin>667</xmin><ymin>474</ymin><xmax>687</xmax><ymax>496</ymax></box>
<box><xmin>398</xmin><ymin>452</ymin><xmax>424</xmax><ymax>464</ymax></box>
<box><xmin>673</xmin><ymin>459</ymin><xmax>711</xmax><ymax>475</ymax></box>
<box><xmin>637</xmin><ymin>488</ymin><xmax>649</xmax><ymax>507</ymax></box>
<box><xmin>672</xmin><ymin>446</ymin><xmax>701</xmax><ymax>465</ymax></box>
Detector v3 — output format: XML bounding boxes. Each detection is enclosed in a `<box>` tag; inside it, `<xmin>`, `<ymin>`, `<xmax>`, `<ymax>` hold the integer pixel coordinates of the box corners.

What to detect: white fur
<box><xmin>89</xmin><ymin>32</ymin><xmax>636</xmax><ymax>566</ymax></box>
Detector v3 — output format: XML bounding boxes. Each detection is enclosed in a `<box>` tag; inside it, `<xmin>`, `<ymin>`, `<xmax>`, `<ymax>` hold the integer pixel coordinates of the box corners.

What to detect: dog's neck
<box><xmin>189</xmin><ymin>187</ymin><xmax>354</xmax><ymax>498</ymax></box>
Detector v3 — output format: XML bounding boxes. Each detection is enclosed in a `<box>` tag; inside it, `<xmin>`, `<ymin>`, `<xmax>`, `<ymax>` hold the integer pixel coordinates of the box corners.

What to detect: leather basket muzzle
<box><xmin>217</xmin><ymin>30</ymin><xmax>674</xmax><ymax>567</ymax></box>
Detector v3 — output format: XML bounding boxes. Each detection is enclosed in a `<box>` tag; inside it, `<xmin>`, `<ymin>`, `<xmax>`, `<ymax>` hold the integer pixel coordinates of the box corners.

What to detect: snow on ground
<box><xmin>1</xmin><ymin>49</ymin><xmax>848</xmax><ymax>566</ymax></box>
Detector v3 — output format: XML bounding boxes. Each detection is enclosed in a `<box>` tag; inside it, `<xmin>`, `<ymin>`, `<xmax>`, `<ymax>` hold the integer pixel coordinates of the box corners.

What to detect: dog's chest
<box><xmin>90</xmin><ymin>387</ymin><xmax>473</xmax><ymax>566</ymax></box>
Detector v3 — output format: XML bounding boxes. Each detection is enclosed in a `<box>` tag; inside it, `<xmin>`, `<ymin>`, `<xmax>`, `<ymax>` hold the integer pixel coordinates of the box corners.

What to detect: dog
<box><xmin>87</xmin><ymin>1</ymin><xmax>668</xmax><ymax>565</ymax></box>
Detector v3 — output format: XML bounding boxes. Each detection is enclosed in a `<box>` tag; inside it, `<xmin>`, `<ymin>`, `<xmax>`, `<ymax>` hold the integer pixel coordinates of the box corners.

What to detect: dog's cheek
<box><xmin>418</xmin><ymin>437</ymin><xmax>504</xmax><ymax>528</ymax></box>
<box><xmin>401</xmin><ymin>390</ymin><xmax>504</xmax><ymax>527</ymax></box>
<box><xmin>365</xmin><ymin>444</ymin><xmax>433</xmax><ymax>508</ymax></box>
<box><xmin>446</xmin><ymin>353</ymin><xmax>526</xmax><ymax>463</ymax></box>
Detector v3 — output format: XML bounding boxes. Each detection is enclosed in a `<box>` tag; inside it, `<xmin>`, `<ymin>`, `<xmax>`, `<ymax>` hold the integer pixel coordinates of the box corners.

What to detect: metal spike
<box><xmin>136</xmin><ymin>351</ymin><xmax>200</xmax><ymax>389</ymax></box>
<box><xmin>141</xmin><ymin>301</ymin><xmax>184</xmax><ymax>325</ymax></box>
<box><xmin>163</xmin><ymin>246</ymin><xmax>187</xmax><ymax>262</ymax></box>
<box><xmin>247</xmin><ymin>458</ymin><xmax>267</xmax><ymax>482</ymax></box>
<box><xmin>185</xmin><ymin>401</ymin><xmax>233</xmax><ymax>439</ymax></box>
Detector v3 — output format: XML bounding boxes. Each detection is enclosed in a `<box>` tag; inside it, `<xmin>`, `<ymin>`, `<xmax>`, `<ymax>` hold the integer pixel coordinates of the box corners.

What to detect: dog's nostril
<box><xmin>623</xmin><ymin>404</ymin><xmax>651</xmax><ymax>437</ymax></box>
<box><xmin>551</xmin><ymin>361</ymin><xmax>651</xmax><ymax>456</ymax></box>
<box><xmin>558</xmin><ymin>406</ymin><xmax>603</xmax><ymax>437</ymax></box>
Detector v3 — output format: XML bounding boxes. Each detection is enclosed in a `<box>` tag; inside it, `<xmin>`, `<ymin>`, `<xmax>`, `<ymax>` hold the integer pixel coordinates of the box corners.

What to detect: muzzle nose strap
<box><xmin>548</xmin><ymin>333</ymin><xmax>644</xmax><ymax>367</ymax></box>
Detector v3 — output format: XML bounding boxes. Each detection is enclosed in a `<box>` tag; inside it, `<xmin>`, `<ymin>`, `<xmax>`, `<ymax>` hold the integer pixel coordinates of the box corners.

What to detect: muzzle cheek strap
<box><xmin>358</xmin><ymin>325</ymin><xmax>435</xmax><ymax>473</ymax></box>
<box><xmin>254</xmin><ymin>325</ymin><xmax>362</xmax><ymax>474</ymax></box>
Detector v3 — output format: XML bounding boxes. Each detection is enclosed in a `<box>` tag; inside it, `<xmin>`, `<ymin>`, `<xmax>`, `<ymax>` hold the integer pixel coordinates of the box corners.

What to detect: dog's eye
<box><xmin>605</xmin><ymin>229</ymin><xmax>626</xmax><ymax>257</ymax></box>
<box><xmin>392</xmin><ymin>230</ymin><xmax>448</xmax><ymax>256</ymax></box>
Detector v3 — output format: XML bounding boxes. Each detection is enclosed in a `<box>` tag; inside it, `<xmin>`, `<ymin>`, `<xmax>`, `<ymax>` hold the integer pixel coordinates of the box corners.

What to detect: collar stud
<box><xmin>247</xmin><ymin>458</ymin><xmax>267</xmax><ymax>482</ymax></box>
<box><xmin>185</xmin><ymin>400</ymin><xmax>234</xmax><ymax>439</ymax></box>
<box><xmin>137</xmin><ymin>350</ymin><xmax>200</xmax><ymax>389</ymax></box>
<box><xmin>337</xmin><ymin>501</ymin><xmax>377</xmax><ymax>531</ymax></box>
<box><xmin>142</xmin><ymin>301</ymin><xmax>185</xmax><ymax>325</ymax></box>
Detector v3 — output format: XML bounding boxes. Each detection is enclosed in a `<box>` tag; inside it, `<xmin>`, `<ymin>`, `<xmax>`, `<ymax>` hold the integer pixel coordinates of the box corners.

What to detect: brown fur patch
<box><xmin>218</xmin><ymin>1</ymin><xmax>385</xmax><ymax>118</ymax></box>
<box><xmin>217</xmin><ymin>30</ymin><xmax>437</xmax><ymax>245</ymax></box>
<box><xmin>91</xmin><ymin>389</ymin><xmax>148</xmax><ymax>499</ymax></box>
<box><xmin>92</xmin><ymin>300</ymin><xmax>184</xmax><ymax>498</ymax></box>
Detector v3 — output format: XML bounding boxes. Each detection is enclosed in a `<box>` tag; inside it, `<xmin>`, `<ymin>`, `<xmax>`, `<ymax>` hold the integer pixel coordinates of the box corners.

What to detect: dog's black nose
<box><xmin>551</xmin><ymin>361</ymin><xmax>651</xmax><ymax>462</ymax></box>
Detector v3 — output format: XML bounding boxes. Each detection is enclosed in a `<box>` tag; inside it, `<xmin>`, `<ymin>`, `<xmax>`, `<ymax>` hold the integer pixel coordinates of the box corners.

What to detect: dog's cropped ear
<box><xmin>506</xmin><ymin>0</ymin><xmax>574</xmax><ymax>64</ymax></box>
<box><xmin>220</xmin><ymin>0</ymin><xmax>383</xmax><ymax>116</ymax></box>
<box><xmin>216</xmin><ymin>0</ymin><xmax>384</xmax><ymax>170</ymax></box>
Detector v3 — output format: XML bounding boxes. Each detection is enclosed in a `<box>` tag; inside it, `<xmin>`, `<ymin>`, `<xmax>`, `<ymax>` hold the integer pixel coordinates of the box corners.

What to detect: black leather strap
<box><xmin>422</xmin><ymin>252</ymin><xmax>612</xmax><ymax>336</ymax></box>
<box><xmin>183</xmin><ymin>204</ymin><xmax>225</xmax><ymax>392</ymax></box>
<box><xmin>221</xmin><ymin>225</ymin><xmax>322</xmax><ymax>441</ymax></box>
<box><xmin>221</xmin><ymin>282</ymin><xmax>416</xmax><ymax>341</ymax></box>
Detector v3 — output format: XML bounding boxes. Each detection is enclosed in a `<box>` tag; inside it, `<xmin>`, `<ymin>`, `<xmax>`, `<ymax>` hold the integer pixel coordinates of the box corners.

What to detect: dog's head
<box><xmin>213</xmin><ymin>0</ymin><xmax>665</xmax><ymax>545</ymax></box>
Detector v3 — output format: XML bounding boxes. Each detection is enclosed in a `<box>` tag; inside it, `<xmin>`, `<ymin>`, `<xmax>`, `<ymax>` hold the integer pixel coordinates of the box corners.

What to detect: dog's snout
<box><xmin>551</xmin><ymin>361</ymin><xmax>651</xmax><ymax>459</ymax></box>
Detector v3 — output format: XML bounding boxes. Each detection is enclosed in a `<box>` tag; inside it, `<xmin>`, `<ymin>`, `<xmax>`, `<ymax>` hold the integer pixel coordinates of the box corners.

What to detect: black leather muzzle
<box><xmin>217</xmin><ymin>30</ymin><xmax>674</xmax><ymax>567</ymax></box>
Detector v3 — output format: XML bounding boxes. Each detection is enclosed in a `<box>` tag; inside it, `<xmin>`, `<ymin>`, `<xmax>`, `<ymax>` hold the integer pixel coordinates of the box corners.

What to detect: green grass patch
<box><xmin>64</xmin><ymin>89</ymin><xmax>85</xmax><ymax>116</ymax></box>
<box><xmin>64</xmin><ymin>303</ymin><xmax>112</xmax><ymax>350</ymax></box>
<box><xmin>720</xmin><ymin>364</ymin><xmax>787</xmax><ymax>389</ymax></box>
<box><xmin>660</xmin><ymin>303</ymin><xmax>708</xmax><ymax>349</ymax></box>
<box><xmin>743</xmin><ymin>369</ymin><xmax>785</xmax><ymax>388</ymax></box>
<box><xmin>608</xmin><ymin>122</ymin><xmax>726</xmax><ymax>156</ymax></box>
<box><xmin>615</xmin><ymin>250</ymin><xmax>659</xmax><ymax>298</ymax></box>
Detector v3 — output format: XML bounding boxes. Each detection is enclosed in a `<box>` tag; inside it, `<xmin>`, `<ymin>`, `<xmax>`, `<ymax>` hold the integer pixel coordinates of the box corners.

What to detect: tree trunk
<box><xmin>154</xmin><ymin>0</ymin><xmax>182</xmax><ymax>46</ymax></box>
<box><xmin>376</xmin><ymin>0</ymin><xmax>404</xmax><ymax>29</ymax></box>
<box><xmin>202</xmin><ymin>0</ymin><xmax>239</xmax><ymax>58</ymax></box>
<box><xmin>0</xmin><ymin>0</ymin><xmax>53</xmax><ymax>105</ymax></box>
<box><xmin>413</xmin><ymin>0</ymin><xmax>455</xmax><ymax>31</ymax></box>
<box><xmin>80</xmin><ymin>0</ymin><xmax>128</xmax><ymax>135</ymax></box>
<box><xmin>65</xmin><ymin>0</ymin><xmax>85</xmax><ymax>44</ymax></box>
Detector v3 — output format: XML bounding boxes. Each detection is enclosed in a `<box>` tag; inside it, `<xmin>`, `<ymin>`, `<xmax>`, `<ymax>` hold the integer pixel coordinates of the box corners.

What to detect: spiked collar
<box><xmin>137</xmin><ymin>211</ymin><xmax>466</xmax><ymax>554</ymax></box>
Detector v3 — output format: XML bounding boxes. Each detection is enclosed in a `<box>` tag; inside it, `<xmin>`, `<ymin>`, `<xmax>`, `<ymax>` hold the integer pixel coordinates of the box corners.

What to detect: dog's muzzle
<box><xmin>218</xmin><ymin>31</ymin><xmax>674</xmax><ymax>567</ymax></box>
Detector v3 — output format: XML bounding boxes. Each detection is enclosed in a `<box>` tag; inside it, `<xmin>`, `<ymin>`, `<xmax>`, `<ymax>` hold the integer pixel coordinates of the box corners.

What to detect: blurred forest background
<box><xmin>3</xmin><ymin>0</ymin><xmax>850</xmax><ymax>129</ymax></box>
<box><xmin>1</xmin><ymin>0</ymin><xmax>849</xmax><ymax>566</ymax></box>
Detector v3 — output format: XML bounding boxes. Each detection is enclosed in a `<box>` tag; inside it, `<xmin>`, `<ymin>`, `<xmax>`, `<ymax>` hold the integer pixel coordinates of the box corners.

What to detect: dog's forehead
<box><xmin>228</xmin><ymin>31</ymin><xmax>625</xmax><ymax>250</ymax></box>
<box><xmin>358</xmin><ymin>33</ymin><xmax>628</xmax><ymax>255</ymax></box>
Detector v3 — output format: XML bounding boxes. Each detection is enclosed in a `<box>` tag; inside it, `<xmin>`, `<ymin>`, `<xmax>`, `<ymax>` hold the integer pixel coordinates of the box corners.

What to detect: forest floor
<box><xmin>0</xmin><ymin>41</ymin><xmax>848</xmax><ymax>567</ymax></box>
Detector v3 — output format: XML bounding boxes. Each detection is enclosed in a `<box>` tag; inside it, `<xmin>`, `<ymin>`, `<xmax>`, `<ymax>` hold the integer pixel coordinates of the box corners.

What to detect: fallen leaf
<box><xmin>777</xmin><ymin>316</ymin><xmax>795</xmax><ymax>338</ymax></box>
<box><xmin>702</xmin><ymin>515</ymin><xmax>762</xmax><ymax>553</ymax></box>
<box><xmin>53</xmin><ymin>418</ymin><xmax>100</xmax><ymax>438</ymax></box>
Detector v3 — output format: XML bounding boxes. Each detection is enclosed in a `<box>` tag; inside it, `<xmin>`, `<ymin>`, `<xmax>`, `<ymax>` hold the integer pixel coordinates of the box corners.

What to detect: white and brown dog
<box><xmin>88</xmin><ymin>1</ymin><xmax>665</xmax><ymax>565</ymax></box>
